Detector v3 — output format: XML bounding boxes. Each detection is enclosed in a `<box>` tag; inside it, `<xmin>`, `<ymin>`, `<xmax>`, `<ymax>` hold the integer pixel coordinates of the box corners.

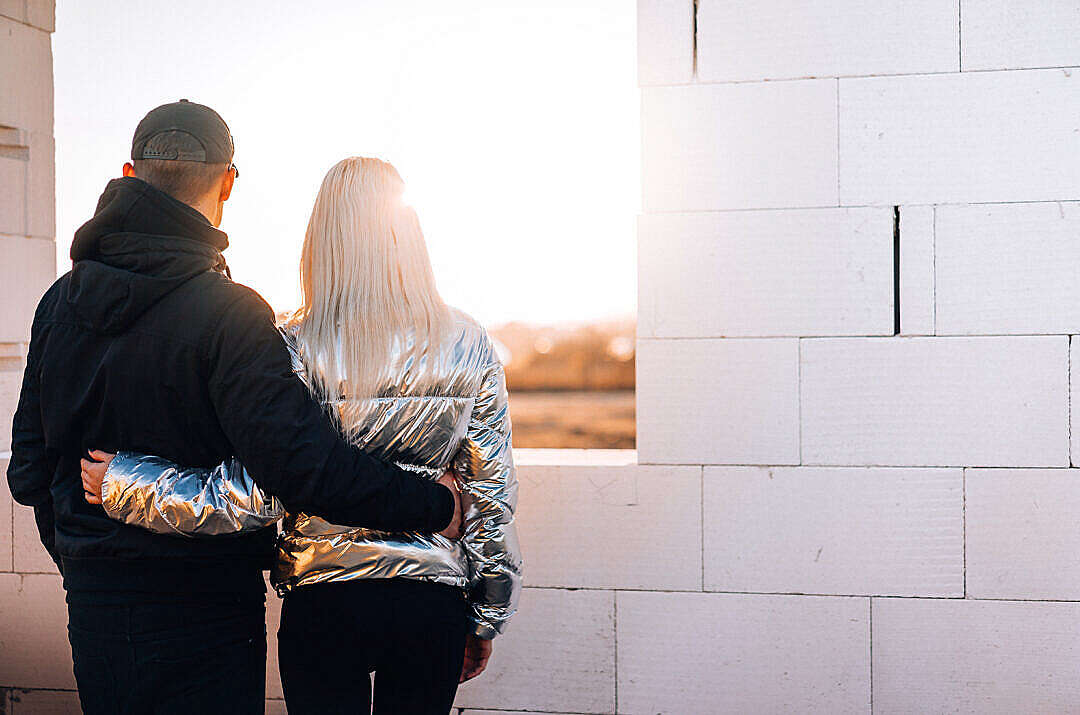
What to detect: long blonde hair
<box><xmin>295</xmin><ymin>157</ymin><xmax>452</xmax><ymax>425</ymax></box>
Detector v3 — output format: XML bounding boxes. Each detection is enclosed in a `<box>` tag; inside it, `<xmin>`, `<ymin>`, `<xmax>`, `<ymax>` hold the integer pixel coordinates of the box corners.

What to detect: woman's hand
<box><xmin>460</xmin><ymin>634</ymin><xmax>493</xmax><ymax>683</ymax></box>
<box><xmin>80</xmin><ymin>450</ymin><xmax>116</xmax><ymax>505</ymax></box>
<box><xmin>436</xmin><ymin>469</ymin><xmax>463</xmax><ymax>540</ymax></box>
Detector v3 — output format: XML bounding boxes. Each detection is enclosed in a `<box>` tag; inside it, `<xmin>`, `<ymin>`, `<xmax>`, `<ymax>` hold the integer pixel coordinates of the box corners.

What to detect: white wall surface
<box><xmin>6</xmin><ymin>1</ymin><xmax>1080</xmax><ymax>712</ymax></box>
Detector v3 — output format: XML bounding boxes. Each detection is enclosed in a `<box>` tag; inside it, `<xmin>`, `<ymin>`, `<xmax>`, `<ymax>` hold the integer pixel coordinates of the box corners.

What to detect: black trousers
<box><xmin>67</xmin><ymin>597</ymin><xmax>266</xmax><ymax>715</ymax></box>
<box><xmin>278</xmin><ymin>578</ymin><xmax>469</xmax><ymax>715</ymax></box>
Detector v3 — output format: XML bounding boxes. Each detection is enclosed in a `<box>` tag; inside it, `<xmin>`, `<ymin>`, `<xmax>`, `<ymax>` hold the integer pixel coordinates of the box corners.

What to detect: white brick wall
<box><xmin>966</xmin><ymin>468</ymin><xmax>1080</xmax><ymax>600</ymax></box>
<box><xmin>840</xmin><ymin>69</ymin><xmax>1080</xmax><ymax>206</ymax></box>
<box><xmin>873</xmin><ymin>598</ymin><xmax>1080</xmax><ymax>713</ymax></box>
<box><xmin>642</xmin><ymin>80</ymin><xmax>838</xmax><ymax>212</ymax></box>
<box><xmin>961</xmin><ymin>0</ymin><xmax>1080</xmax><ymax>71</ymax></box>
<box><xmin>800</xmin><ymin>336</ymin><xmax>1068</xmax><ymax>467</ymax></box>
<box><xmin>638</xmin><ymin>208</ymin><xmax>893</xmax><ymax>338</ymax></box>
<box><xmin>617</xmin><ymin>592</ymin><xmax>870</xmax><ymax>714</ymax></box>
<box><xmin>637</xmin><ymin>338</ymin><xmax>799</xmax><ymax>464</ymax></box>
<box><xmin>935</xmin><ymin>202</ymin><xmax>1080</xmax><ymax>335</ymax></box>
<box><xmin>636</xmin><ymin>0</ymin><xmax>692</xmax><ymax>86</ymax></box>
<box><xmin>704</xmin><ymin>467</ymin><xmax>963</xmax><ymax>597</ymax></box>
<box><xmin>697</xmin><ymin>0</ymin><xmax>958</xmax><ymax>82</ymax></box>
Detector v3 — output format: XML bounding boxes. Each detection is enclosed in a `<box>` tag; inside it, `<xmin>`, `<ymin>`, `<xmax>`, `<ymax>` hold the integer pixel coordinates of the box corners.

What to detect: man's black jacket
<box><xmin>6</xmin><ymin>177</ymin><xmax>453</xmax><ymax>597</ymax></box>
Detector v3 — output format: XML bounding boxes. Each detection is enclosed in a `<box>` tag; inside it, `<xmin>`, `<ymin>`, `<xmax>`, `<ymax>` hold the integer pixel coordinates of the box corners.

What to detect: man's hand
<box><xmin>436</xmin><ymin>469</ymin><xmax>463</xmax><ymax>540</ymax></box>
<box><xmin>80</xmin><ymin>450</ymin><xmax>115</xmax><ymax>505</ymax></box>
<box><xmin>460</xmin><ymin>634</ymin><xmax>493</xmax><ymax>683</ymax></box>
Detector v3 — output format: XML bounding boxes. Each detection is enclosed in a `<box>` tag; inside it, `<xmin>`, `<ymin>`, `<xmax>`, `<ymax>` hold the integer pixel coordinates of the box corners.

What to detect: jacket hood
<box><xmin>67</xmin><ymin>177</ymin><xmax>230</xmax><ymax>334</ymax></box>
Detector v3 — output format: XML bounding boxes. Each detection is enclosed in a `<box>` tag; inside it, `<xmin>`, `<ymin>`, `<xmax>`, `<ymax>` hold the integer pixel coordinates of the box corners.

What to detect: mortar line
<box><xmin>691</xmin><ymin>0</ymin><xmax>698</xmax><ymax>79</ymax></box>
<box><xmin>522</xmin><ymin>585</ymin><xmax>1080</xmax><ymax>603</ymax></box>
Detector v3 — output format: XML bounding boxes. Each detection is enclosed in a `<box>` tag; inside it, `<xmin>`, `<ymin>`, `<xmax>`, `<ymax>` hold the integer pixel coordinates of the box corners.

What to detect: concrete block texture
<box><xmin>704</xmin><ymin>467</ymin><xmax>963</xmax><ymax>596</ymax></box>
<box><xmin>0</xmin><ymin>0</ymin><xmax>54</xmax><ymax>32</ymax></box>
<box><xmin>617</xmin><ymin>591</ymin><xmax>870</xmax><ymax>714</ymax></box>
<box><xmin>966</xmin><ymin>468</ymin><xmax>1080</xmax><ymax>600</ymax></box>
<box><xmin>517</xmin><ymin>464</ymin><xmax>702</xmax><ymax>590</ymax></box>
<box><xmin>454</xmin><ymin>588</ymin><xmax>615</xmax><ymax>714</ymax></box>
<box><xmin>962</xmin><ymin>0</ymin><xmax>1080</xmax><ymax>71</ymax></box>
<box><xmin>0</xmin><ymin>458</ymin><xmax>12</xmax><ymax>572</ymax></box>
<box><xmin>637</xmin><ymin>338</ymin><xmax>799</xmax><ymax>465</ymax></box>
<box><xmin>697</xmin><ymin>0</ymin><xmax>958</xmax><ymax>82</ymax></box>
<box><xmin>936</xmin><ymin>202</ymin><xmax>1080</xmax><ymax>335</ymax></box>
<box><xmin>898</xmin><ymin>206</ymin><xmax>935</xmax><ymax>336</ymax></box>
<box><xmin>7</xmin><ymin>689</ymin><xmax>80</xmax><ymax>714</ymax></box>
<box><xmin>840</xmin><ymin>69</ymin><xmax>1080</xmax><ymax>206</ymax></box>
<box><xmin>642</xmin><ymin>80</ymin><xmax>838</xmax><ymax>212</ymax></box>
<box><xmin>638</xmin><ymin>208</ymin><xmax>893</xmax><ymax>338</ymax></box>
<box><xmin>13</xmin><ymin>501</ymin><xmax>55</xmax><ymax>574</ymax></box>
<box><xmin>1073</xmin><ymin>336</ymin><xmax>1080</xmax><ymax>465</ymax></box>
<box><xmin>0</xmin><ymin>15</ymin><xmax>53</xmax><ymax>133</ymax></box>
<box><xmin>0</xmin><ymin>235</ymin><xmax>55</xmax><ymax>343</ymax></box>
<box><xmin>0</xmin><ymin>574</ymin><xmax>74</xmax><ymax>690</ymax></box>
<box><xmin>637</xmin><ymin>0</ymin><xmax>692</xmax><ymax>86</ymax></box>
<box><xmin>26</xmin><ymin>131</ymin><xmax>54</xmax><ymax>238</ymax></box>
<box><xmin>873</xmin><ymin>597</ymin><xmax>1080</xmax><ymax>713</ymax></box>
<box><xmin>0</xmin><ymin>363</ymin><xmax>21</xmax><ymax>453</ymax></box>
<box><xmin>801</xmin><ymin>336</ymin><xmax>1069</xmax><ymax>467</ymax></box>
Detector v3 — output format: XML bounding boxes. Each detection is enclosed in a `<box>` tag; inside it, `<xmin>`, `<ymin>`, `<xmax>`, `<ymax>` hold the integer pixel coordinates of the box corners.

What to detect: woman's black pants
<box><xmin>278</xmin><ymin>578</ymin><xmax>469</xmax><ymax>715</ymax></box>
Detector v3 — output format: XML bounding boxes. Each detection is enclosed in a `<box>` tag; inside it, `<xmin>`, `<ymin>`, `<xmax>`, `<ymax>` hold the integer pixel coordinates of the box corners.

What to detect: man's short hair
<box><xmin>132</xmin><ymin>131</ymin><xmax>227</xmax><ymax>205</ymax></box>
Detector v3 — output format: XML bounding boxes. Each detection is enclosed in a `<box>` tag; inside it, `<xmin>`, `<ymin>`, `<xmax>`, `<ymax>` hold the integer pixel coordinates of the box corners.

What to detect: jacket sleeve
<box><xmin>204</xmin><ymin>289</ymin><xmax>453</xmax><ymax>532</ymax></box>
<box><xmin>452</xmin><ymin>335</ymin><xmax>523</xmax><ymax>639</ymax></box>
<box><xmin>101</xmin><ymin>452</ymin><xmax>283</xmax><ymax>537</ymax></box>
<box><xmin>6</xmin><ymin>319</ymin><xmax>62</xmax><ymax>572</ymax></box>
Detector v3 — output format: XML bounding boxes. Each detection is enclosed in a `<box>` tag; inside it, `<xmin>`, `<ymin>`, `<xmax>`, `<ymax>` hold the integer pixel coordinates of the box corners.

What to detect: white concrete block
<box><xmin>697</xmin><ymin>0</ymin><xmax>958</xmax><ymax>82</ymax></box>
<box><xmin>0</xmin><ymin>152</ymin><xmax>28</xmax><ymax>236</ymax></box>
<box><xmin>0</xmin><ymin>0</ymin><xmax>53</xmax><ymax>33</ymax></box>
<box><xmin>637</xmin><ymin>338</ymin><xmax>799</xmax><ymax>464</ymax></box>
<box><xmin>9</xmin><ymin>689</ymin><xmax>79</xmax><ymax>714</ymax></box>
<box><xmin>1073</xmin><ymin>336</ymin><xmax>1080</xmax><ymax>465</ymax></box>
<box><xmin>840</xmin><ymin>69</ymin><xmax>1080</xmax><ymax>205</ymax></box>
<box><xmin>617</xmin><ymin>591</ymin><xmax>869</xmax><ymax>714</ymax></box>
<box><xmin>705</xmin><ymin>467</ymin><xmax>962</xmax><ymax>596</ymax></box>
<box><xmin>0</xmin><ymin>235</ymin><xmax>55</xmax><ymax>343</ymax></box>
<box><xmin>873</xmin><ymin>597</ymin><xmax>1080</xmax><ymax>713</ymax></box>
<box><xmin>13</xmin><ymin>500</ymin><xmax>54</xmax><ymax>573</ymax></box>
<box><xmin>265</xmin><ymin>577</ymin><xmax>282</xmax><ymax>699</ymax></box>
<box><xmin>637</xmin><ymin>0</ymin><xmax>692</xmax><ymax>86</ymax></box>
<box><xmin>638</xmin><ymin>208</ymin><xmax>893</xmax><ymax>338</ymax></box>
<box><xmin>0</xmin><ymin>458</ymin><xmax>12</xmax><ymax>572</ymax></box>
<box><xmin>0</xmin><ymin>363</ymin><xmax>21</xmax><ymax>453</ymax></box>
<box><xmin>801</xmin><ymin>336</ymin><xmax>1068</xmax><ymax>467</ymax></box>
<box><xmin>0</xmin><ymin>16</ymin><xmax>53</xmax><ymax>134</ymax></box>
<box><xmin>26</xmin><ymin>0</ymin><xmax>53</xmax><ymax>33</ymax></box>
<box><xmin>935</xmin><ymin>202</ymin><xmax>1080</xmax><ymax>335</ymax></box>
<box><xmin>962</xmin><ymin>0</ymin><xmax>1080</xmax><ymax>71</ymax></box>
<box><xmin>0</xmin><ymin>573</ymin><xmax>74</xmax><ymax>689</ymax></box>
<box><xmin>455</xmin><ymin>588</ymin><xmax>615</xmax><ymax>714</ymax></box>
<box><xmin>517</xmin><ymin>464</ymin><xmax>701</xmax><ymax>590</ymax></box>
<box><xmin>899</xmin><ymin>206</ymin><xmax>934</xmax><ymax>336</ymax></box>
<box><xmin>27</xmin><ymin>131</ymin><xmax>54</xmax><ymax>239</ymax></box>
<box><xmin>642</xmin><ymin>81</ymin><xmax>838</xmax><ymax>212</ymax></box>
<box><xmin>966</xmin><ymin>468</ymin><xmax>1080</xmax><ymax>599</ymax></box>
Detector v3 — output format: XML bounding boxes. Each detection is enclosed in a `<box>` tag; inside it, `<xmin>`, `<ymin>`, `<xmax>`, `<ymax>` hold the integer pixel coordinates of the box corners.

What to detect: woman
<box><xmin>80</xmin><ymin>157</ymin><xmax>522</xmax><ymax>714</ymax></box>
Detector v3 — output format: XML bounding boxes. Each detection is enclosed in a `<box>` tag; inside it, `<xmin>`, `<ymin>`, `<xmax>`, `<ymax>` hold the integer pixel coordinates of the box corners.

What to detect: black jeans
<box><xmin>67</xmin><ymin>596</ymin><xmax>266</xmax><ymax>715</ymax></box>
<box><xmin>279</xmin><ymin>578</ymin><xmax>469</xmax><ymax>715</ymax></box>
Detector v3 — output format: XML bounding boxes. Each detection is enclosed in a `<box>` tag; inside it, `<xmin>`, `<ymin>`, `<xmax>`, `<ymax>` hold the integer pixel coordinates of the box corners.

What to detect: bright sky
<box><xmin>53</xmin><ymin>0</ymin><xmax>639</xmax><ymax>327</ymax></box>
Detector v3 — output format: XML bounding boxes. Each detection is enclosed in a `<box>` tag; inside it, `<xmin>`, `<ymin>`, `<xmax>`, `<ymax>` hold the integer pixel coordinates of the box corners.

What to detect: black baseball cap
<box><xmin>131</xmin><ymin>99</ymin><xmax>235</xmax><ymax>164</ymax></box>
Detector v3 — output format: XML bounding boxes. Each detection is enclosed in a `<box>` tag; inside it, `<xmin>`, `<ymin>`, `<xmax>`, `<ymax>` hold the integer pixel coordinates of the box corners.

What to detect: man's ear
<box><xmin>122</xmin><ymin>162</ymin><xmax>136</xmax><ymax>178</ymax></box>
<box><xmin>219</xmin><ymin>167</ymin><xmax>235</xmax><ymax>202</ymax></box>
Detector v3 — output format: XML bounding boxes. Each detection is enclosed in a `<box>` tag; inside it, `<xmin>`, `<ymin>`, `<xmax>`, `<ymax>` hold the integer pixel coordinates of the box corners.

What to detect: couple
<box><xmin>7</xmin><ymin>100</ymin><xmax>522</xmax><ymax>714</ymax></box>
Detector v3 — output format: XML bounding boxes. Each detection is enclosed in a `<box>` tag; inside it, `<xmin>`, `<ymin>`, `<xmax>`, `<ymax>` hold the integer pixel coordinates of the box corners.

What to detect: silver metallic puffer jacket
<box><xmin>101</xmin><ymin>309</ymin><xmax>522</xmax><ymax>639</ymax></box>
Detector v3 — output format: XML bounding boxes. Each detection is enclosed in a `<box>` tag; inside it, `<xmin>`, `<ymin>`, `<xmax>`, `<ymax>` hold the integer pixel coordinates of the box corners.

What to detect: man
<box><xmin>6</xmin><ymin>100</ymin><xmax>461</xmax><ymax>714</ymax></box>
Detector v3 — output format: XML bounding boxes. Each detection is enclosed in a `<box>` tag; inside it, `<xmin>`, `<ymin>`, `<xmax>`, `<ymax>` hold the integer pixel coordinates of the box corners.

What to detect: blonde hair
<box><xmin>294</xmin><ymin>157</ymin><xmax>452</xmax><ymax>428</ymax></box>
